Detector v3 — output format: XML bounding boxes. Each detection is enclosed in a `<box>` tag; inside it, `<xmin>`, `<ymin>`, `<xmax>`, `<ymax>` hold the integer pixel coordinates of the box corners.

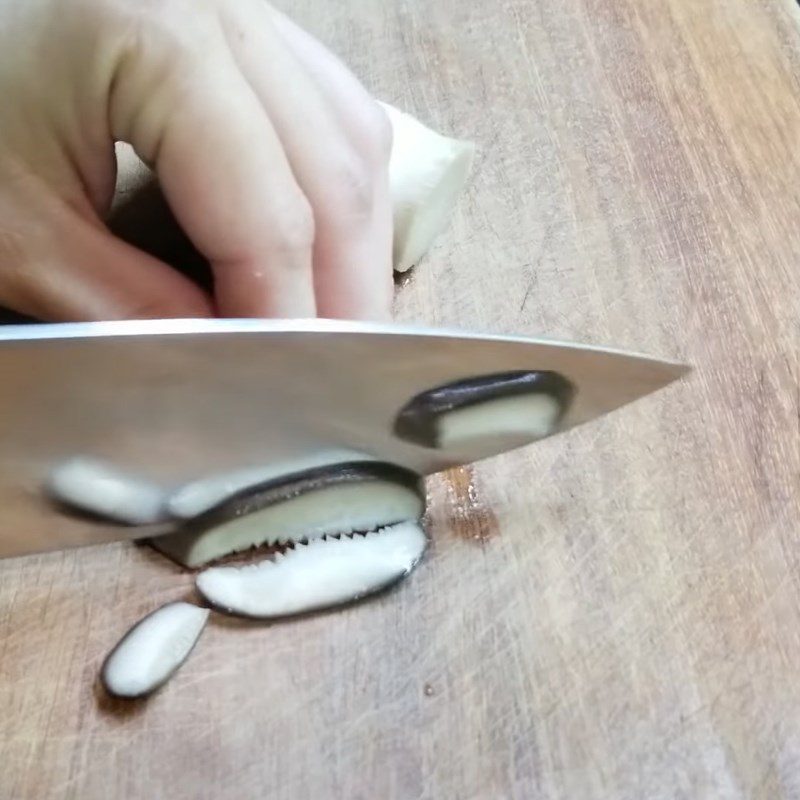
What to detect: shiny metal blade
<box><xmin>0</xmin><ymin>318</ymin><xmax>689</xmax><ymax>558</ymax></box>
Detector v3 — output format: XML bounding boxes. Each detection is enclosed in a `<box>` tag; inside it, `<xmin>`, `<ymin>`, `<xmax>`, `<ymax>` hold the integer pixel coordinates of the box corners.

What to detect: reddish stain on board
<box><xmin>441</xmin><ymin>465</ymin><xmax>499</xmax><ymax>545</ymax></box>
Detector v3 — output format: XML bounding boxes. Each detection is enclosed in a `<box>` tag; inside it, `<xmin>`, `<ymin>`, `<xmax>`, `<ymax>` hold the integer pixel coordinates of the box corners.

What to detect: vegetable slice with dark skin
<box><xmin>195</xmin><ymin>521</ymin><xmax>428</xmax><ymax>619</ymax></box>
<box><xmin>101</xmin><ymin>602</ymin><xmax>210</xmax><ymax>699</ymax></box>
<box><xmin>150</xmin><ymin>461</ymin><xmax>425</xmax><ymax>568</ymax></box>
<box><xmin>166</xmin><ymin>448</ymin><xmax>375</xmax><ymax>520</ymax></box>
<box><xmin>393</xmin><ymin>370</ymin><xmax>575</xmax><ymax>449</ymax></box>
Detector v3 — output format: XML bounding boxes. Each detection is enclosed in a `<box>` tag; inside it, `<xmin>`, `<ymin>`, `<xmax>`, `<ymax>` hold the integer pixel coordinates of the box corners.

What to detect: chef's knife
<box><xmin>0</xmin><ymin>318</ymin><xmax>689</xmax><ymax>558</ymax></box>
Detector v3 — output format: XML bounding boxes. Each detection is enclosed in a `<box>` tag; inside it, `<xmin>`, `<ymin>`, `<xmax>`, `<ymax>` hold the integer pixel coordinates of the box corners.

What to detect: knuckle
<box><xmin>268</xmin><ymin>194</ymin><xmax>316</xmax><ymax>257</ymax></box>
<box><xmin>112</xmin><ymin>0</ymin><xmax>219</xmax><ymax>67</ymax></box>
<box><xmin>106</xmin><ymin>1</ymin><xmax>219</xmax><ymax>147</ymax></box>
<box><xmin>358</xmin><ymin>102</ymin><xmax>394</xmax><ymax>164</ymax></box>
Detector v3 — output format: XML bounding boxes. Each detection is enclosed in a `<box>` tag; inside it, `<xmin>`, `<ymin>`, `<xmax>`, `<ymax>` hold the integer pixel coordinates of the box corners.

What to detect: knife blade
<box><xmin>0</xmin><ymin>318</ymin><xmax>689</xmax><ymax>558</ymax></box>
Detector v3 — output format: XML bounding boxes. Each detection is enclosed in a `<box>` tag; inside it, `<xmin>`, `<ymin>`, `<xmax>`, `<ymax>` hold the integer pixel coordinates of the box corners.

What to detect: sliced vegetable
<box><xmin>381</xmin><ymin>101</ymin><xmax>475</xmax><ymax>272</ymax></box>
<box><xmin>196</xmin><ymin>521</ymin><xmax>427</xmax><ymax>619</ymax></box>
<box><xmin>46</xmin><ymin>456</ymin><xmax>167</xmax><ymax>525</ymax></box>
<box><xmin>393</xmin><ymin>370</ymin><xmax>574</xmax><ymax>449</ymax></box>
<box><xmin>101</xmin><ymin>602</ymin><xmax>210</xmax><ymax>699</ymax></box>
<box><xmin>151</xmin><ymin>461</ymin><xmax>425</xmax><ymax>568</ymax></box>
<box><xmin>167</xmin><ymin>448</ymin><xmax>376</xmax><ymax>520</ymax></box>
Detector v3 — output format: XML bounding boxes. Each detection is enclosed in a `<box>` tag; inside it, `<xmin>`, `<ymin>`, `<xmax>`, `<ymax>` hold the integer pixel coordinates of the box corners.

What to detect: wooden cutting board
<box><xmin>2</xmin><ymin>0</ymin><xmax>800</xmax><ymax>797</ymax></box>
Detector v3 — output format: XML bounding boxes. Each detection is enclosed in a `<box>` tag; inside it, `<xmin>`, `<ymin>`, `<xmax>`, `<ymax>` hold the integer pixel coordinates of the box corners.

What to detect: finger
<box><xmin>109</xmin><ymin>28</ymin><xmax>316</xmax><ymax>318</ymax></box>
<box><xmin>269</xmin><ymin>9</ymin><xmax>381</xmax><ymax>116</ymax></box>
<box><xmin>222</xmin><ymin>1</ymin><xmax>393</xmax><ymax>320</ymax></box>
<box><xmin>269</xmin><ymin>8</ymin><xmax>396</xmax><ymax>316</ymax></box>
<box><xmin>0</xmin><ymin>205</ymin><xmax>213</xmax><ymax>321</ymax></box>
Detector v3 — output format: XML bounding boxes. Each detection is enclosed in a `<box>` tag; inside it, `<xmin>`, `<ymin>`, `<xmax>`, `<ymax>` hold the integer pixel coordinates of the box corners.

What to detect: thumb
<box><xmin>0</xmin><ymin>206</ymin><xmax>213</xmax><ymax>322</ymax></box>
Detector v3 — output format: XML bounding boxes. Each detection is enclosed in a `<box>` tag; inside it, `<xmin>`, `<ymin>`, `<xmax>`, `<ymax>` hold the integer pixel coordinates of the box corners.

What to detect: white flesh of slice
<box><xmin>47</xmin><ymin>456</ymin><xmax>167</xmax><ymax>525</ymax></box>
<box><xmin>154</xmin><ymin>479</ymin><xmax>424</xmax><ymax>568</ymax></box>
<box><xmin>381</xmin><ymin>101</ymin><xmax>475</xmax><ymax>272</ymax></box>
<box><xmin>167</xmin><ymin>449</ymin><xmax>376</xmax><ymax>520</ymax></box>
<box><xmin>196</xmin><ymin>521</ymin><xmax>427</xmax><ymax>619</ymax></box>
<box><xmin>436</xmin><ymin>393</ymin><xmax>562</xmax><ymax>450</ymax></box>
<box><xmin>101</xmin><ymin>602</ymin><xmax>210</xmax><ymax>698</ymax></box>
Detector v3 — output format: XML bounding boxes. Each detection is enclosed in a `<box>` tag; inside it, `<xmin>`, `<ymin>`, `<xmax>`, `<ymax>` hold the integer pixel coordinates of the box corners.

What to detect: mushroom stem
<box><xmin>382</xmin><ymin>101</ymin><xmax>475</xmax><ymax>273</ymax></box>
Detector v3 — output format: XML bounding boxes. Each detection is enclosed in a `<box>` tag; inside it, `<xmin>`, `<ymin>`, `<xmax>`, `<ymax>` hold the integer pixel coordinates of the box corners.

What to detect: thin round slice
<box><xmin>101</xmin><ymin>602</ymin><xmax>210</xmax><ymax>699</ymax></box>
<box><xmin>167</xmin><ymin>448</ymin><xmax>377</xmax><ymax>520</ymax></box>
<box><xmin>196</xmin><ymin>521</ymin><xmax>428</xmax><ymax>619</ymax></box>
<box><xmin>46</xmin><ymin>456</ymin><xmax>168</xmax><ymax>525</ymax></box>
<box><xmin>380</xmin><ymin>101</ymin><xmax>475</xmax><ymax>272</ymax></box>
<box><xmin>393</xmin><ymin>371</ymin><xmax>574</xmax><ymax>450</ymax></box>
<box><xmin>151</xmin><ymin>461</ymin><xmax>425</xmax><ymax>568</ymax></box>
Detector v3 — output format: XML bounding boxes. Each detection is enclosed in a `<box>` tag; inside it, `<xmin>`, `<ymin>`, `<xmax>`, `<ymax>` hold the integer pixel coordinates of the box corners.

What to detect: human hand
<box><xmin>0</xmin><ymin>0</ymin><xmax>393</xmax><ymax>321</ymax></box>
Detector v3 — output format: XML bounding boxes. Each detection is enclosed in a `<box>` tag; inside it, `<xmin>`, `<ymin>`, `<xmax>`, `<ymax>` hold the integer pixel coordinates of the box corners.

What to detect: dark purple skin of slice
<box><xmin>180</xmin><ymin>461</ymin><xmax>423</xmax><ymax>530</ymax></box>
<box><xmin>392</xmin><ymin>370</ymin><xmax>575</xmax><ymax>449</ymax></box>
<box><xmin>148</xmin><ymin>461</ymin><xmax>426</xmax><ymax>567</ymax></box>
<box><xmin>100</xmin><ymin>602</ymin><xmax>208</xmax><ymax>700</ymax></box>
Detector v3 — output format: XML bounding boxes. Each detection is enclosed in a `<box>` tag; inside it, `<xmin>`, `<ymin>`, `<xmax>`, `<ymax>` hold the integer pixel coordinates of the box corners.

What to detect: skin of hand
<box><xmin>0</xmin><ymin>0</ymin><xmax>394</xmax><ymax>322</ymax></box>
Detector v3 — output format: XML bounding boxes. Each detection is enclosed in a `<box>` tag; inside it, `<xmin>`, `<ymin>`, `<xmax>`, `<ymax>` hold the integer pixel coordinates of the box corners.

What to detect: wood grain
<box><xmin>2</xmin><ymin>0</ymin><xmax>800</xmax><ymax>797</ymax></box>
